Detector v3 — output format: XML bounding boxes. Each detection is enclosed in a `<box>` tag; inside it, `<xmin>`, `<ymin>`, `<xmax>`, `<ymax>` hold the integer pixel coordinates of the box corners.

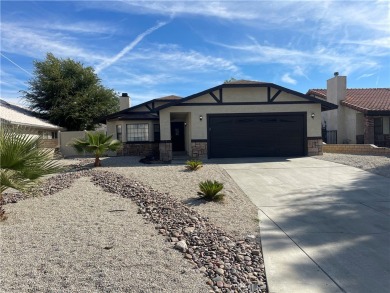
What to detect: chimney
<box><xmin>120</xmin><ymin>93</ymin><xmax>131</xmax><ymax>110</ymax></box>
<box><xmin>326</xmin><ymin>73</ymin><xmax>346</xmax><ymax>104</ymax></box>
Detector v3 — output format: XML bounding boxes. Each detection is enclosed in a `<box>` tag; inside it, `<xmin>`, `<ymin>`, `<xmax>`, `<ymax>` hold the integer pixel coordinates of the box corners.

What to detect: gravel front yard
<box><xmin>314</xmin><ymin>153</ymin><xmax>390</xmax><ymax>178</ymax></box>
<box><xmin>2</xmin><ymin>153</ymin><xmax>388</xmax><ymax>292</ymax></box>
<box><xmin>1</xmin><ymin>177</ymin><xmax>210</xmax><ymax>293</ymax></box>
<box><xmin>1</xmin><ymin>158</ymin><xmax>265</xmax><ymax>293</ymax></box>
<box><xmin>99</xmin><ymin>157</ymin><xmax>260</xmax><ymax>239</ymax></box>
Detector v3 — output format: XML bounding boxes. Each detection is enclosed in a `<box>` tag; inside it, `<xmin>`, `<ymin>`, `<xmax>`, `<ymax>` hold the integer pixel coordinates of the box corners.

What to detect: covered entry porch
<box><xmin>159</xmin><ymin>112</ymin><xmax>195</xmax><ymax>161</ymax></box>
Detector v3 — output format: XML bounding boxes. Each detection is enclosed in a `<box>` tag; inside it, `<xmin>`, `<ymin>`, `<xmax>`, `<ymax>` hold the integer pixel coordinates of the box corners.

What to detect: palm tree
<box><xmin>70</xmin><ymin>132</ymin><xmax>122</xmax><ymax>167</ymax></box>
<box><xmin>0</xmin><ymin>126</ymin><xmax>62</xmax><ymax>221</ymax></box>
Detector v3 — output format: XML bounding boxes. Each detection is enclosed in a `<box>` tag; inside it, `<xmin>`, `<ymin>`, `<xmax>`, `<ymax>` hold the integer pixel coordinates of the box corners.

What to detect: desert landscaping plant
<box><xmin>71</xmin><ymin>132</ymin><xmax>122</xmax><ymax>167</ymax></box>
<box><xmin>0</xmin><ymin>126</ymin><xmax>62</xmax><ymax>221</ymax></box>
<box><xmin>186</xmin><ymin>160</ymin><xmax>203</xmax><ymax>171</ymax></box>
<box><xmin>198</xmin><ymin>180</ymin><xmax>225</xmax><ymax>202</ymax></box>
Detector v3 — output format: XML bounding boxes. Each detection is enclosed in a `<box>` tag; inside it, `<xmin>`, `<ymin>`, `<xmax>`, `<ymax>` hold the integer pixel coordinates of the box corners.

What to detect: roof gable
<box><xmin>156</xmin><ymin>82</ymin><xmax>337</xmax><ymax>111</ymax></box>
<box><xmin>104</xmin><ymin>95</ymin><xmax>182</xmax><ymax>121</ymax></box>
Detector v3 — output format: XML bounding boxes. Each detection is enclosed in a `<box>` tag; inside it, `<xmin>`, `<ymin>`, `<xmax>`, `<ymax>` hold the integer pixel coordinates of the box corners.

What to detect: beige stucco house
<box><xmin>308</xmin><ymin>75</ymin><xmax>390</xmax><ymax>147</ymax></box>
<box><xmin>104</xmin><ymin>80</ymin><xmax>337</xmax><ymax>161</ymax></box>
<box><xmin>0</xmin><ymin>99</ymin><xmax>61</xmax><ymax>148</ymax></box>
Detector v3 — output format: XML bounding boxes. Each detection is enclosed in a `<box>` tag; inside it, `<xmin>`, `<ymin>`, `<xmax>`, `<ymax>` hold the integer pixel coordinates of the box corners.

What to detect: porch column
<box><xmin>159</xmin><ymin>111</ymin><xmax>172</xmax><ymax>161</ymax></box>
<box><xmin>364</xmin><ymin>116</ymin><xmax>374</xmax><ymax>144</ymax></box>
<box><xmin>159</xmin><ymin>141</ymin><xmax>172</xmax><ymax>161</ymax></box>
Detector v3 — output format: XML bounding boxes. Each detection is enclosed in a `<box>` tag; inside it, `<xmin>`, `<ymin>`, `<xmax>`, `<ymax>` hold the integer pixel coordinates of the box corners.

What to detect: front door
<box><xmin>171</xmin><ymin>122</ymin><xmax>185</xmax><ymax>151</ymax></box>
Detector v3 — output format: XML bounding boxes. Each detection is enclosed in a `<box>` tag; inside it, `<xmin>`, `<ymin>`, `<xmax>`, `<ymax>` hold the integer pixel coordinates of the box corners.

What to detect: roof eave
<box><xmin>156</xmin><ymin>82</ymin><xmax>338</xmax><ymax>111</ymax></box>
<box><xmin>341</xmin><ymin>101</ymin><xmax>390</xmax><ymax>115</ymax></box>
<box><xmin>2</xmin><ymin>120</ymin><xmax>63</xmax><ymax>130</ymax></box>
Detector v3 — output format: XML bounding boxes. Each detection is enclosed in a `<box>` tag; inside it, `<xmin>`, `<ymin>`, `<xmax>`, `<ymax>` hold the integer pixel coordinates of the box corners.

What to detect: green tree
<box><xmin>71</xmin><ymin>132</ymin><xmax>122</xmax><ymax>167</ymax></box>
<box><xmin>0</xmin><ymin>126</ymin><xmax>62</xmax><ymax>221</ymax></box>
<box><xmin>22</xmin><ymin>53</ymin><xmax>119</xmax><ymax>131</ymax></box>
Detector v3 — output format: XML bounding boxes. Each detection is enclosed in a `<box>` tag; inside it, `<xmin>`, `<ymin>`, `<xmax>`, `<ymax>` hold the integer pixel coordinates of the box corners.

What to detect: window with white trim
<box><xmin>127</xmin><ymin>124</ymin><xmax>149</xmax><ymax>141</ymax></box>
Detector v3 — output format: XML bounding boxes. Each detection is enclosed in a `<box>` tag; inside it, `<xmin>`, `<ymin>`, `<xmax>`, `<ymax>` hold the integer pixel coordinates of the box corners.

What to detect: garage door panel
<box><xmin>209</xmin><ymin>114</ymin><xmax>305</xmax><ymax>158</ymax></box>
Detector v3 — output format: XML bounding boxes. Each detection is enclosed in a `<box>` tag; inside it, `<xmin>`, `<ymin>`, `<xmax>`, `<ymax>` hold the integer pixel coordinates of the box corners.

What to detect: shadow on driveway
<box><xmin>219</xmin><ymin>157</ymin><xmax>390</xmax><ymax>293</ymax></box>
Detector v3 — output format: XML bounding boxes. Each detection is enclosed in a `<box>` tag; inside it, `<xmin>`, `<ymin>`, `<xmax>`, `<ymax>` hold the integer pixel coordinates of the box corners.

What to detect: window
<box><xmin>153</xmin><ymin>124</ymin><xmax>160</xmax><ymax>142</ymax></box>
<box><xmin>127</xmin><ymin>124</ymin><xmax>149</xmax><ymax>141</ymax></box>
<box><xmin>374</xmin><ymin>118</ymin><xmax>383</xmax><ymax>135</ymax></box>
<box><xmin>38</xmin><ymin>131</ymin><xmax>57</xmax><ymax>139</ymax></box>
<box><xmin>116</xmin><ymin>125</ymin><xmax>122</xmax><ymax>141</ymax></box>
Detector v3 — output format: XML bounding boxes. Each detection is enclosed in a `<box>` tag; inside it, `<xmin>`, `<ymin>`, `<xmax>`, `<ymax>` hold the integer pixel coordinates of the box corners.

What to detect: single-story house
<box><xmin>0</xmin><ymin>99</ymin><xmax>61</xmax><ymax>148</ymax></box>
<box><xmin>104</xmin><ymin>80</ymin><xmax>337</xmax><ymax>161</ymax></box>
<box><xmin>307</xmin><ymin>74</ymin><xmax>390</xmax><ymax>147</ymax></box>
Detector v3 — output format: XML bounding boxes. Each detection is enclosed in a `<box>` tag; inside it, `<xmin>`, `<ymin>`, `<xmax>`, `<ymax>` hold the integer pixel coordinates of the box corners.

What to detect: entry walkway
<box><xmin>219</xmin><ymin>157</ymin><xmax>390</xmax><ymax>293</ymax></box>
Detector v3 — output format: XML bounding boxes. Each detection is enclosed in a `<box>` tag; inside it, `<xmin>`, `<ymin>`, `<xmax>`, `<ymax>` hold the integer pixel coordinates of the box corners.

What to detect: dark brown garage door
<box><xmin>208</xmin><ymin>113</ymin><xmax>306</xmax><ymax>158</ymax></box>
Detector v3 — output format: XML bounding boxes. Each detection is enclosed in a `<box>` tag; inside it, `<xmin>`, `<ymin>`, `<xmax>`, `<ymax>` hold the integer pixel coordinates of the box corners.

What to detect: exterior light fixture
<box><xmin>311</xmin><ymin>113</ymin><xmax>315</xmax><ymax>119</ymax></box>
<box><xmin>199</xmin><ymin>115</ymin><xmax>203</xmax><ymax>121</ymax></box>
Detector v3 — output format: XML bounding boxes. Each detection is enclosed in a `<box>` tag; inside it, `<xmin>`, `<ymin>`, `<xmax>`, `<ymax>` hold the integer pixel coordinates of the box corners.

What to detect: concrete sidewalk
<box><xmin>219</xmin><ymin>157</ymin><xmax>390</xmax><ymax>293</ymax></box>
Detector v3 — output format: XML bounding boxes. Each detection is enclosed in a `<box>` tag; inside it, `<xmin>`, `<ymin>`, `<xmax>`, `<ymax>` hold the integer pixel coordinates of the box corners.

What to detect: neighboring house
<box><xmin>308</xmin><ymin>74</ymin><xmax>390</xmax><ymax>147</ymax></box>
<box><xmin>104</xmin><ymin>80</ymin><xmax>337</xmax><ymax>161</ymax></box>
<box><xmin>0</xmin><ymin>99</ymin><xmax>61</xmax><ymax>148</ymax></box>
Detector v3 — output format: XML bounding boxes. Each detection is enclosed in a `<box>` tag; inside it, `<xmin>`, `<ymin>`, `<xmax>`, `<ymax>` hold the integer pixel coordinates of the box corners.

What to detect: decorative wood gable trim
<box><xmin>267</xmin><ymin>87</ymin><xmax>282</xmax><ymax>102</ymax></box>
<box><xmin>209</xmin><ymin>90</ymin><xmax>223</xmax><ymax>103</ymax></box>
<box><xmin>154</xmin><ymin>83</ymin><xmax>338</xmax><ymax>111</ymax></box>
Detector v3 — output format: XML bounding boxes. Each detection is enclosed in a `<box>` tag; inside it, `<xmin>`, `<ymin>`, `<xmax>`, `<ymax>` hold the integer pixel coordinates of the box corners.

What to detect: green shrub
<box><xmin>198</xmin><ymin>180</ymin><xmax>225</xmax><ymax>201</ymax></box>
<box><xmin>186</xmin><ymin>160</ymin><xmax>203</xmax><ymax>171</ymax></box>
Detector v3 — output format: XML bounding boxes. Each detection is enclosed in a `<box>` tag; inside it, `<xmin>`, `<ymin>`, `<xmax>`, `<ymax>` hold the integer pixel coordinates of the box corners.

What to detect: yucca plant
<box><xmin>0</xmin><ymin>126</ymin><xmax>62</xmax><ymax>221</ymax></box>
<box><xmin>70</xmin><ymin>132</ymin><xmax>122</xmax><ymax>167</ymax></box>
<box><xmin>198</xmin><ymin>180</ymin><xmax>225</xmax><ymax>202</ymax></box>
<box><xmin>186</xmin><ymin>160</ymin><xmax>203</xmax><ymax>171</ymax></box>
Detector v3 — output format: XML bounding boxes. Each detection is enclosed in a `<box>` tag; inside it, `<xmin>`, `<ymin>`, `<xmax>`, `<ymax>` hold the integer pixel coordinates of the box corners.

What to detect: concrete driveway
<box><xmin>218</xmin><ymin>157</ymin><xmax>390</xmax><ymax>293</ymax></box>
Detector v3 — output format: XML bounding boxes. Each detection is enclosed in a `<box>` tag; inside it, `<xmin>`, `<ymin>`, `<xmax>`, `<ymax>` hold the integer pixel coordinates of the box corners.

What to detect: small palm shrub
<box><xmin>198</xmin><ymin>180</ymin><xmax>225</xmax><ymax>202</ymax></box>
<box><xmin>70</xmin><ymin>132</ymin><xmax>122</xmax><ymax>167</ymax></box>
<box><xmin>186</xmin><ymin>160</ymin><xmax>203</xmax><ymax>171</ymax></box>
<box><xmin>0</xmin><ymin>126</ymin><xmax>62</xmax><ymax>221</ymax></box>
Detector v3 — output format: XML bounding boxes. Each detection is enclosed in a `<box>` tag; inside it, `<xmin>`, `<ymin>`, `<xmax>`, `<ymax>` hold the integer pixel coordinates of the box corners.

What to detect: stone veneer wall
<box><xmin>307</xmin><ymin>137</ymin><xmax>323</xmax><ymax>156</ymax></box>
<box><xmin>191</xmin><ymin>140</ymin><xmax>207</xmax><ymax>159</ymax></box>
<box><xmin>159</xmin><ymin>141</ymin><xmax>172</xmax><ymax>162</ymax></box>
<box><xmin>323</xmin><ymin>144</ymin><xmax>390</xmax><ymax>155</ymax></box>
<box><xmin>40</xmin><ymin>139</ymin><xmax>59</xmax><ymax>148</ymax></box>
<box><xmin>364</xmin><ymin>116</ymin><xmax>375</xmax><ymax>144</ymax></box>
<box><xmin>120</xmin><ymin>142</ymin><xmax>159</xmax><ymax>157</ymax></box>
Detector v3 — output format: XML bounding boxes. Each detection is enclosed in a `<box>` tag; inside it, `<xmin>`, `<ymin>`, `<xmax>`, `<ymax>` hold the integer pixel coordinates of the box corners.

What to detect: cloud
<box><xmin>211</xmin><ymin>35</ymin><xmax>383</xmax><ymax>77</ymax></box>
<box><xmin>102</xmin><ymin>44</ymin><xmax>240</xmax><ymax>76</ymax></box>
<box><xmin>82</xmin><ymin>1</ymin><xmax>259</xmax><ymax>21</ymax></box>
<box><xmin>84</xmin><ymin>1</ymin><xmax>389</xmax><ymax>35</ymax></box>
<box><xmin>95</xmin><ymin>21</ymin><xmax>168</xmax><ymax>73</ymax></box>
<box><xmin>97</xmin><ymin>46</ymin><xmax>241</xmax><ymax>99</ymax></box>
<box><xmin>0</xmin><ymin>22</ymin><xmax>107</xmax><ymax>63</ymax></box>
<box><xmin>357</xmin><ymin>73</ymin><xmax>375</xmax><ymax>80</ymax></box>
<box><xmin>1</xmin><ymin>53</ymin><xmax>33</xmax><ymax>76</ymax></box>
<box><xmin>281</xmin><ymin>73</ymin><xmax>297</xmax><ymax>85</ymax></box>
<box><xmin>40</xmin><ymin>21</ymin><xmax>117</xmax><ymax>35</ymax></box>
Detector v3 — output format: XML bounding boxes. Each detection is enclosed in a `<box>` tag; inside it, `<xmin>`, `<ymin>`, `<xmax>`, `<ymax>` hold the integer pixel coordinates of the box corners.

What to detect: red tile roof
<box><xmin>307</xmin><ymin>88</ymin><xmax>390</xmax><ymax>112</ymax></box>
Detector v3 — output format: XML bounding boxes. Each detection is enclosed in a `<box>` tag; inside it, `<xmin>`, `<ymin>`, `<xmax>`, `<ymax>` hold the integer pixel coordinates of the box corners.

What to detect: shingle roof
<box><xmin>307</xmin><ymin>88</ymin><xmax>390</xmax><ymax>112</ymax></box>
<box><xmin>156</xmin><ymin>95</ymin><xmax>182</xmax><ymax>100</ymax></box>
<box><xmin>224</xmin><ymin>79</ymin><xmax>266</xmax><ymax>85</ymax></box>
<box><xmin>0</xmin><ymin>99</ymin><xmax>61</xmax><ymax>130</ymax></box>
